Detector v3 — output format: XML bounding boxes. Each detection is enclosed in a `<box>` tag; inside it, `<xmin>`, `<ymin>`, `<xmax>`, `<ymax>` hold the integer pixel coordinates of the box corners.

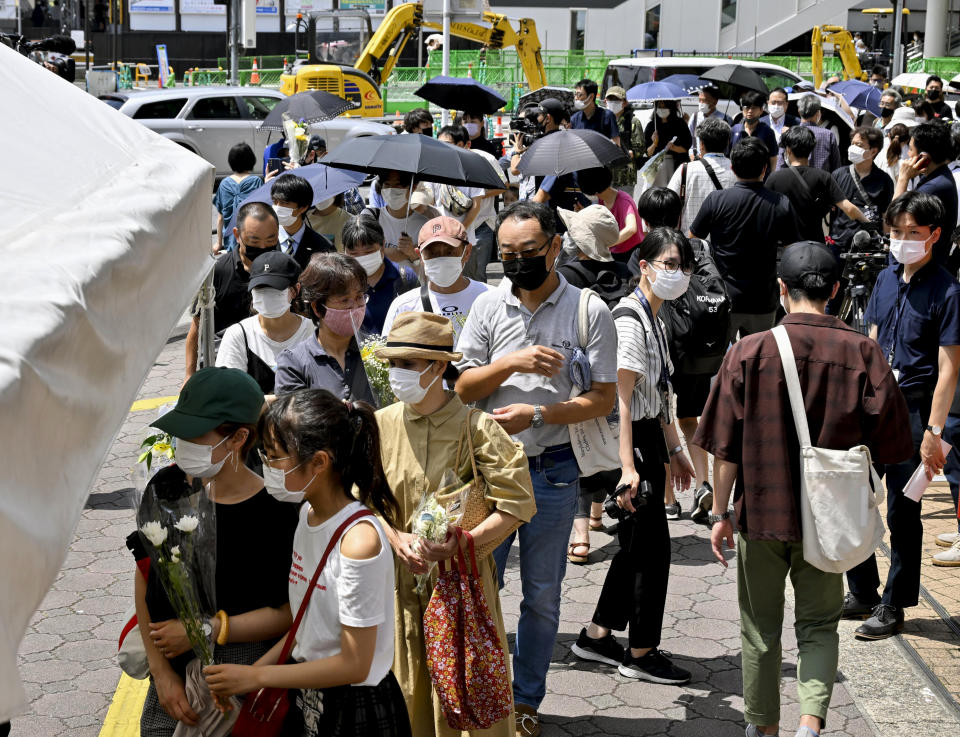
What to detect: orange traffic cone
<box><xmin>250</xmin><ymin>57</ymin><xmax>260</xmax><ymax>85</ymax></box>
<box><xmin>494</xmin><ymin>115</ymin><xmax>504</xmax><ymax>138</ymax></box>
<box><xmin>467</xmin><ymin>63</ymin><xmax>473</xmax><ymax>78</ymax></box>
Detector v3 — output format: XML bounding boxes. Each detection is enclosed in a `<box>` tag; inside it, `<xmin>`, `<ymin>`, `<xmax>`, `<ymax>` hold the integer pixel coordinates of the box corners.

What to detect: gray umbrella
<box><xmin>516</xmin><ymin>129</ymin><xmax>628</xmax><ymax>177</ymax></box>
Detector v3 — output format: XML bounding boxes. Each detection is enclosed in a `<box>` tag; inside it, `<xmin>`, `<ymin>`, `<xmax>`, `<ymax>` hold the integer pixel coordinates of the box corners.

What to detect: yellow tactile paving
<box><xmin>97</xmin><ymin>673</ymin><xmax>148</xmax><ymax>737</ymax></box>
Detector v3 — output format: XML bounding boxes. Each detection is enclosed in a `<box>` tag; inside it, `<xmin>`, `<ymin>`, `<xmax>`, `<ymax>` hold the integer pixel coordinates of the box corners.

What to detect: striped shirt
<box><xmin>615</xmin><ymin>295</ymin><xmax>674</xmax><ymax>423</ymax></box>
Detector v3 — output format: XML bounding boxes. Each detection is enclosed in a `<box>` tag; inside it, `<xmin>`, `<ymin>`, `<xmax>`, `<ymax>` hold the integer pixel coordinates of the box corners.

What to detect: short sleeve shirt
<box><xmin>366</xmin><ymin>259</ymin><xmax>418</xmax><ymax>335</ymax></box>
<box><xmin>274</xmin><ymin>333</ymin><xmax>375</xmax><ymax>402</ymax></box>
<box><xmin>915</xmin><ymin>165</ymin><xmax>959</xmax><ymax>266</ymax></box>
<box><xmin>764</xmin><ymin>165</ymin><xmax>846</xmax><ymax>243</ymax></box>
<box><xmin>614</xmin><ymin>295</ymin><xmax>675</xmax><ymax>422</ymax></box>
<box><xmin>728</xmin><ymin>120</ymin><xmax>778</xmax><ymax>159</ymax></box>
<box><xmin>864</xmin><ymin>260</ymin><xmax>960</xmax><ymax>393</ymax></box>
<box><xmin>570</xmin><ymin>106</ymin><xmax>620</xmax><ymax>140</ymax></box>
<box><xmin>455</xmin><ymin>275</ymin><xmax>618</xmax><ymax>456</ymax></box>
<box><xmin>211</xmin><ymin>251</ymin><xmax>252</xmax><ymax>335</ymax></box>
<box><xmin>829</xmin><ymin>164</ymin><xmax>894</xmax><ymax>251</ymax></box>
<box><xmin>608</xmin><ymin>189</ymin><xmax>642</xmax><ymax>254</ymax></box>
<box><xmin>382</xmin><ymin>279</ymin><xmax>491</xmax><ymax>345</ymax></box>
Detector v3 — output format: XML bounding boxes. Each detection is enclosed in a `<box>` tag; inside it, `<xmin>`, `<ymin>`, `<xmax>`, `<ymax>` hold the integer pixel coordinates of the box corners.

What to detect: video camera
<box><xmin>509</xmin><ymin>106</ymin><xmax>544</xmax><ymax>148</ymax></box>
<box><xmin>603</xmin><ymin>480</ymin><xmax>654</xmax><ymax>521</ymax></box>
<box><xmin>1</xmin><ymin>34</ymin><xmax>76</xmax><ymax>82</ymax></box>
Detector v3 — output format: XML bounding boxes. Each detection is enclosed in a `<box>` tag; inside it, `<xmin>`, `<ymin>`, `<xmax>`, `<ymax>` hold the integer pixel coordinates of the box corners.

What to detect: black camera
<box><xmin>509</xmin><ymin>108</ymin><xmax>543</xmax><ymax>148</ymax></box>
<box><xmin>1</xmin><ymin>34</ymin><xmax>76</xmax><ymax>82</ymax></box>
<box><xmin>604</xmin><ymin>480</ymin><xmax>654</xmax><ymax>521</ymax></box>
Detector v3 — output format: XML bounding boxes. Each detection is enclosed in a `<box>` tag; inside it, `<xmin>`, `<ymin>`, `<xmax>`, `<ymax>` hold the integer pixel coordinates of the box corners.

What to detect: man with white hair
<box><xmin>876</xmin><ymin>88</ymin><xmax>901</xmax><ymax>129</ymax></box>
<box><xmin>776</xmin><ymin>94</ymin><xmax>841</xmax><ymax>173</ymax></box>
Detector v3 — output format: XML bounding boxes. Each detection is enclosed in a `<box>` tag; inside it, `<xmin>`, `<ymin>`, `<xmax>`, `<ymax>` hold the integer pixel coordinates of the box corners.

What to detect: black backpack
<box><xmin>559</xmin><ymin>260</ymin><xmax>630</xmax><ymax>309</ymax></box>
<box><xmin>658</xmin><ymin>238</ymin><xmax>731</xmax><ymax>375</ymax></box>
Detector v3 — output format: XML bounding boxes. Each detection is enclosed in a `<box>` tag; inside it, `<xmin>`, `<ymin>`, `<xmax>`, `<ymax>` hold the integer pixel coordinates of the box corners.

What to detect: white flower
<box><xmin>175</xmin><ymin>515</ymin><xmax>199</xmax><ymax>533</ymax></box>
<box><xmin>171</xmin><ymin>545</ymin><xmax>180</xmax><ymax>557</ymax></box>
<box><xmin>140</xmin><ymin>521</ymin><xmax>168</xmax><ymax>547</ymax></box>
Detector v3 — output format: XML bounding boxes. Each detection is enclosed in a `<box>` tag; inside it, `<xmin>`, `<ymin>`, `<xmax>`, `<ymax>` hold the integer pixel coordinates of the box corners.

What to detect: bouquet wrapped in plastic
<box><xmin>410</xmin><ymin>471</ymin><xmax>471</xmax><ymax>594</ymax></box>
<box><xmin>358</xmin><ymin>334</ymin><xmax>397</xmax><ymax>408</ymax></box>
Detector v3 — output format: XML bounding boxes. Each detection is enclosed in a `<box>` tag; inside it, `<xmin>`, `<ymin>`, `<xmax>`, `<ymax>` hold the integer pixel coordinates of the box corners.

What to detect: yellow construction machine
<box><xmin>280</xmin><ymin>3</ymin><xmax>547</xmax><ymax>117</ymax></box>
<box><xmin>811</xmin><ymin>25</ymin><xmax>866</xmax><ymax>90</ymax></box>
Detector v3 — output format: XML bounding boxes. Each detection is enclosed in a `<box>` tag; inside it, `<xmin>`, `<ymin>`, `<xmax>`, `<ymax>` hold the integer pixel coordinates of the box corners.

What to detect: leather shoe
<box><xmin>841</xmin><ymin>591</ymin><xmax>877</xmax><ymax>620</ymax></box>
<box><xmin>855</xmin><ymin>604</ymin><xmax>904</xmax><ymax>639</ymax></box>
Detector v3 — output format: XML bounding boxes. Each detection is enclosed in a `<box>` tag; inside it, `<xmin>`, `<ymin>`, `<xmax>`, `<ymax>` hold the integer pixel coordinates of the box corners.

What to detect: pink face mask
<box><xmin>322</xmin><ymin>304</ymin><xmax>366</xmax><ymax>336</ymax></box>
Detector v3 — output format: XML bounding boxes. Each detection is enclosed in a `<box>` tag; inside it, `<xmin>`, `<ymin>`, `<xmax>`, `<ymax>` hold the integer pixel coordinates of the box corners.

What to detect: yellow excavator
<box><xmin>279</xmin><ymin>3</ymin><xmax>547</xmax><ymax>117</ymax></box>
<box><xmin>811</xmin><ymin>25</ymin><xmax>866</xmax><ymax>90</ymax></box>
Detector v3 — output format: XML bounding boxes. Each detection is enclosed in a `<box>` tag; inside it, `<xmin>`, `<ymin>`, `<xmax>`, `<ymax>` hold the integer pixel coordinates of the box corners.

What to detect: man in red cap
<box><xmin>381</xmin><ymin>216</ymin><xmax>491</xmax><ymax>345</ymax></box>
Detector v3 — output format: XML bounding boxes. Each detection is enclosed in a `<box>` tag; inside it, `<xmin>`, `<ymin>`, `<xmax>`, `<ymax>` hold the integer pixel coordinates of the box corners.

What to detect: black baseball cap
<box><xmin>306</xmin><ymin>135</ymin><xmax>326</xmax><ymax>151</ymax></box>
<box><xmin>778</xmin><ymin>241</ymin><xmax>839</xmax><ymax>286</ymax></box>
<box><xmin>538</xmin><ymin>97</ymin><xmax>566</xmax><ymax>121</ymax></box>
<box><xmin>248</xmin><ymin>251</ymin><xmax>301</xmax><ymax>291</ymax></box>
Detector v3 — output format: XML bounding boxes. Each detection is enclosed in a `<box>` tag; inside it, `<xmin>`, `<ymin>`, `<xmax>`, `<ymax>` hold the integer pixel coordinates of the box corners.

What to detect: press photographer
<box><xmin>0</xmin><ymin>34</ymin><xmax>76</xmax><ymax>82</ymax></box>
<box><xmin>569</xmin><ymin>227</ymin><xmax>695</xmax><ymax>684</ymax></box>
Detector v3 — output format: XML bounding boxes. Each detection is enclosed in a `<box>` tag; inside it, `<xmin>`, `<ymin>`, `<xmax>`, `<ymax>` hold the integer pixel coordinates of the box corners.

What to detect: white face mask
<box><xmin>262</xmin><ymin>462</ymin><xmax>315</xmax><ymax>504</ymax></box>
<box><xmin>422</xmin><ymin>256</ymin><xmax>464</xmax><ymax>288</ymax></box>
<box><xmin>889</xmin><ymin>236</ymin><xmax>930</xmax><ymax>265</ymax></box>
<box><xmin>251</xmin><ymin>287</ymin><xmax>292</xmax><ymax>319</ymax></box>
<box><xmin>768</xmin><ymin>104</ymin><xmax>785</xmax><ymax>119</ymax></box>
<box><xmin>463</xmin><ymin>122</ymin><xmax>482</xmax><ymax>137</ymax></box>
<box><xmin>574</xmin><ymin>99</ymin><xmax>587</xmax><ymax>111</ymax></box>
<box><xmin>315</xmin><ymin>197</ymin><xmax>335</xmax><ymax>211</ymax></box>
<box><xmin>273</xmin><ymin>205</ymin><xmax>298</xmax><ymax>229</ymax></box>
<box><xmin>382</xmin><ymin>187</ymin><xmax>409</xmax><ymax>209</ymax></box>
<box><xmin>847</xmin><ymin>145</ymin><xmax>866</xmax><ymax>164</ymax></box>
<box><xmin>606</xmin><ymin>100</ymin><xmax>623</xmax><ymax>115</ymax></box>
<box><xmin>648</xmin><ymin>264</ymin><xmax>691</xmax><ymax>301</ymax></box>
<box><xmin>176</xmin><ymin>436</ymin><xmax>230</xmax><ymax>479</ymax></box>
<box><xmin>698</xmin><ymin>102</ymin><xmax>712</xmax><ymax>115</ymax></box>
<box><xmin>354</xmin><ymin>250</ymin><xmax>384</xmax><ymax>276</ymax></box>
<box><xmin>656</xmin><ymin>108</ymin><xmax>671</xmax><ymax>119</ymax></box>
<box><xmin>389</xmin><ymin>364</ymin><xmax>440</xmax><ymax>404</ymax></box>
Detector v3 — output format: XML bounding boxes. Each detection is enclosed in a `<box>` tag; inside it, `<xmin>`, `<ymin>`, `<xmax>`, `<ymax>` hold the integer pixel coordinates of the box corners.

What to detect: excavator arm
<box><xmin>352</xmin><ymin>2</ymin><xmax>546</xmax><ymax>91</ymax></box>
<box><xmin>811</xmin><ymin>25</ymin><xmax>865</xmax><ymax>90</ymax></box>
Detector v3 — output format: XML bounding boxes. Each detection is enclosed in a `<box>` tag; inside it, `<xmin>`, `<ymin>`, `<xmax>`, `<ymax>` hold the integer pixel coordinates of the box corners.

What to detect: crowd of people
<box><xmin>127</xmin><ymin>75</ymin><xmax>960</xmax><ymax>737</ymax></box>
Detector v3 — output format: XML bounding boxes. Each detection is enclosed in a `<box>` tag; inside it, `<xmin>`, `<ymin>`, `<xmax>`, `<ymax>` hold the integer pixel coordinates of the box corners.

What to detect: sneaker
<box><xmin>745</xmin><ymin>727</ymin><xmax>777</xmax><ymax>737</ymax></box>
<box><xmin>937</xmin><ymin>531</ymin><xmax>960</xmax><ymax>548</ymax></box>
<box><xmin>690</xmin><ymin>482</ymin><xmax>714</xmax><ymax>524</ymax></box>
<box><xmin>795</xmin><ymin>727</ymin><xmax>820</xmax><ymax>737</ymax></box>
<box><xmin>855</xmin><ymin>604</ymin><xmax>904</xmax><ymax>640</ymax></box>
<box><xmin>515</xmin><ymin>702</ymin><xmax>540</xmax><ymax>737</ymax></box>
<box><xmin>665</xmin><ymin>502</ymin><xmax>681</xmax><ymax>520</ymax></box>
<box><xmin>618</xmin><ymin>648</ymin><xmax>691</xmax><ymax>684</ymax></box>
<box><xmin>933</xmin><ymin>537</ymin><xmax>960</xmax><ymax>566</ymax></box>
<box><xmin>571</xmin><ymin>627</ymin><xmax>625</xmax><ymax>666</ymax></box>
<box><xmin>841</xmin><ymin>591</ymin><xmax>877</xmax><ymax>620</ymax></box>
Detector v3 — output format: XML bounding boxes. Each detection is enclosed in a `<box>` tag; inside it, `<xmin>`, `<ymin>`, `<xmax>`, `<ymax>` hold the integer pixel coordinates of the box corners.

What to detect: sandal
<box><xmin>589</xmin><ymin>514</ymin><xmax>604</xmax><ymax>531</ymax></box>
<box><xmin>567</xmin><ymin>541</ymin><xmax>590</xmax><ymax>564</ymax></box>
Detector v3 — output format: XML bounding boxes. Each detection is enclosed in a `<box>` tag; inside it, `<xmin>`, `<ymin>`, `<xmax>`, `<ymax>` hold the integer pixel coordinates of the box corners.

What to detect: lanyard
<box><xmin>884</xmin><ymin>278</ymin><xmax>911</xmax><ymax>367</ymax></box>
<box><xmin>634</xmin><ymin>288</ymin><xmax>670</xmax><ymax>391</ymax></box>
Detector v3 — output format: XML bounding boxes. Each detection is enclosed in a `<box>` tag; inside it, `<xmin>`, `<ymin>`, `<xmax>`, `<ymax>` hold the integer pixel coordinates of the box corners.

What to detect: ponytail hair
<box><xmin>887</xmin><ymin>123</ymin><xmax>910</xmax><ymax>166</ymax></box>
<box><xmin>259</xmin><ymin>389</ymin><xmax>401</xmax><ymax>527</ymax></box>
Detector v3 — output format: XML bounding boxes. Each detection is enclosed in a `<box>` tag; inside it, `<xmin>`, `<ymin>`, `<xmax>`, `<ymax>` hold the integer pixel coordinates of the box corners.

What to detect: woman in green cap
<box><xmin>374</xmin><ymin>311</ymin><xmax>537</xmax><ymax>737</ymax></box>
<box><xmin>129</xmin><ymin>367</ymin><xmax>299</xmax><ymax>737</ymax></box>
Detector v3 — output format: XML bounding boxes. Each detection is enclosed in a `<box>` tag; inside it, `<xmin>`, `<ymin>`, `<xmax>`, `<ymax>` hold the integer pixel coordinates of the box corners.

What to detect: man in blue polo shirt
<box><xmin>570</xmin><ymin>78</ymin><xmax>620</xmax><ymax>146</ymax></box>
<box><xmin>844</xmin><ymin>191</ymin><xmax>960</xmax><ymax>639</ymax></box>
<box><xmin>728</xmin><ymin>91</ymin><xmax>778</xmax><ymax>176</ymax></box>
<box><xmin>892</xmin><ymin>121</ymin><xmax>958</xmax><ymax>268</ymax></box>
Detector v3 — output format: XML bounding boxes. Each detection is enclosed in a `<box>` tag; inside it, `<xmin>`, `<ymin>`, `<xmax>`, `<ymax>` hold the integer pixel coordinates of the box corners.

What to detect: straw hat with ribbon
<box><xmin>375</xmin><ymin>312</ymin><xmax>463</xmax><ymax>362</ymax></box>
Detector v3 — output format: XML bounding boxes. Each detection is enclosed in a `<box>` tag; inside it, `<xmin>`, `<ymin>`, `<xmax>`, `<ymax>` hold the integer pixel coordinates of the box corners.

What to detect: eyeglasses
<box><xmin>257</xmin><ymin>449</ymin><xmax>294</xmax><ymax>469</ymax></box>
<box><xmin>499</xmin><ymin>238</ymin><xmax>551</xmax><ymax>262</ymax></box>
<box><xmin>326</xmin><ymin>293</ymin><xmax>370</xmax><ymax>309</ymax></box>
<box><xmin>649</xmin><ymin>259</ymin><xmax>693</xmax><ymax>275</ymax></box>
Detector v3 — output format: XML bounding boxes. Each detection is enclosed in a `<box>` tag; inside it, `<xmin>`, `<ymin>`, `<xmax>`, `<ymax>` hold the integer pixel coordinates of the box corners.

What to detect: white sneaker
<box><xmin>795</xmin><ymin>727</ymin><xmax>820</xmax><ymax>737</ymax></box>
<box><xmin>936</xmin><ymin>531</ymin><xmax>960</xmax><ymax>547</ymax></box>
<box><xmin>933</xmin><ymin>538</ymin><xmax>960</xmax><ymax>567</ymax></box>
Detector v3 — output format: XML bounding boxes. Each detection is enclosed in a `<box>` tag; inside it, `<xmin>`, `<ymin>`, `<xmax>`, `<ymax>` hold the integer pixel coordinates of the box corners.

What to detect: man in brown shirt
<box><xmin>693</xmin><ymin>242</ymin><xmax>911</xmax><ymax>737</ymax></box>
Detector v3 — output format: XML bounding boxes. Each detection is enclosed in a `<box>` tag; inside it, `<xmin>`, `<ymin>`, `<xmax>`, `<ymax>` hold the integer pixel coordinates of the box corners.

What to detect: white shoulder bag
<box><xmin>772</xmin><ymin>325</ymin><xmax>885</xmax><ymax>573</ymax></box>
<box><xmin>568</xmin><ymin>289</ymin><xmax>621</xmax><ymax>476</ymax></box>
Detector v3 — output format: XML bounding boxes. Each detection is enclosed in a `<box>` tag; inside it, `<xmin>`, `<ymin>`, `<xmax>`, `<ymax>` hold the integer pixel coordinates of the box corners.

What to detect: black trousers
<box><xmin>846</xmin><ymin>391</ymin><xmax>931</xmax><ymax>609</ymax></box>
<box><xmin>592</xmin><ymin>419</ymin><xmax>671</xmax><ymax>649</ymax></box>
<box><xmin>0</xmin><ymin>722</ymin><xmax>9</xmax><ymax>737</ymax></box>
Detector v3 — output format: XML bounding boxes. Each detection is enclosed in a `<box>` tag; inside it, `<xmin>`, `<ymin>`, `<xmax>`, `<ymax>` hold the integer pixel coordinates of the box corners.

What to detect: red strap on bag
<box><xmin>232</xmin><ymin>508</ymin><xmax>374</xmax><ymax>737</ymax></box>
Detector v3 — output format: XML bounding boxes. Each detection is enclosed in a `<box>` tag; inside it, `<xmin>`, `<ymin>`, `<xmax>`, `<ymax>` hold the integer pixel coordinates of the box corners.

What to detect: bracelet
<box><xmin>215</xmin><ymin>609</ymin><xmax>229</xmax><ymax>646</ymax></box>
<box><xmin>668</xmin><ymin>445</ymin><xmax>683</xmax><ymax>457</ymax></box>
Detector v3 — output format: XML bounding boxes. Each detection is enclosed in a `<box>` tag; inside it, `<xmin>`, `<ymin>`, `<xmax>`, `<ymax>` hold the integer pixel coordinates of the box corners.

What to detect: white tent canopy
<box><xmin>0</xmin><ymin>45</ymin><xmax>213</xmax><ymax>721</ymax></box>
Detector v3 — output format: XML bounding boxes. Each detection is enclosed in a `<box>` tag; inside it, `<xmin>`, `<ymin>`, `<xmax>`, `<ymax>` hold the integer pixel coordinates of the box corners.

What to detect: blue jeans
<box><xmin>945</xmin><ymin>414</ymin><xmax>960</xmax><ymax>533</ymax></box>
<box><xmin>493</xmin><ymin>445</ymin><xmax>580</xmax><ymax>710</ymax></box>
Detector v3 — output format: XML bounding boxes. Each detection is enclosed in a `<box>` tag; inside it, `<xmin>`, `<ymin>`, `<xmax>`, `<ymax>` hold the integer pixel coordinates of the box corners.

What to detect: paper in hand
<box><xmin>903</xmin><ymin>439</ymin><xmax>952</xmax><ymax>502</ymax></box>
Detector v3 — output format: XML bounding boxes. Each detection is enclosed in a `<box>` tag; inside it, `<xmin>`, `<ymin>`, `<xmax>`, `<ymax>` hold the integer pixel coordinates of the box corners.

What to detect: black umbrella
<box><xmin>518</xmin><ymin>86</ymin><xmax>575</xmax><ymax>113</ymax></box>
<box><xmin>699</xmin><ymin>64</ymin><xmax>769</xmax><ymax>97</ymax></box>
<box><xmin>321</xmin><ymin>133</ymin><xmax>505</xmax><ymax>189</ymax></box>
<box><xmin>414</xmin><ymin>75</ymin><xmax>507</xmax><ymax>114</ymax></box>
<box><xmin>516</xmin><ymin>129</ymin><xmax>628</xmax><ymax>177</ymax></box>
<box><xmin>259</xmin><ymin>91</ymin><xmax>359</xmax><ymax>131</ymax></box>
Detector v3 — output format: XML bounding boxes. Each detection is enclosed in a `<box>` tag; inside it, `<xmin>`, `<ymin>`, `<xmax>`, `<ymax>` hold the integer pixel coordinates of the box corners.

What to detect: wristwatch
<box><xmin>531</xmin><ymin>404</ymin><xmax>545</xmax><ymax>429</ymax></box>
<box><xmin>201</xmin><ymin>621</ymin><xmax>213</xmax><ymax>638</ymax></box>
<box><xmin>707</xmin><ymin>511</ymin><xmax>731</xmax><ymax>526</ymax></box>
<box><xmin>927</xmin><ymin>424</ymin><xmax>943</xmax><ymax>437</ymax></box>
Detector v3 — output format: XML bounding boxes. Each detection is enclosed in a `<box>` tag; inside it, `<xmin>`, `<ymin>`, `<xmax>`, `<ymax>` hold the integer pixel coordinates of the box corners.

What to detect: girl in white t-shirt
<box><xmin>205</xmin><ymin>390</ymin><xmax>410</xmax><ymax>737</ymax></box>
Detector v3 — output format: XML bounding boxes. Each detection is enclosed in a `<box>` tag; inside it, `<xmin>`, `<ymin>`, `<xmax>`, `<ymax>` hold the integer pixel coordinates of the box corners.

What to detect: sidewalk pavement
<box><xmin>7</xmin><ymin>317</ymin><xmax>960</xmax><ymax>737</ymax></box>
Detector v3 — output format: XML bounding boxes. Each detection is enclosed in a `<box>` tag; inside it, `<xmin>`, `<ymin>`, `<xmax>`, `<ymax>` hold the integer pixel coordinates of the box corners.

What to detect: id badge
<box><xmin>892</xmin><ymin>368</ymin><xmax>900</xmax><ymax>382</ymax></box>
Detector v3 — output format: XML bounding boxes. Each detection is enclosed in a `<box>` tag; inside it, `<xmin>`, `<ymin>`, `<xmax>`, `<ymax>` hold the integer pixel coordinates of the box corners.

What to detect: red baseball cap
<box><xmin>418</xmin><ymin>216</ymin><xmax>468</xmax><ymax>249</ymax></box>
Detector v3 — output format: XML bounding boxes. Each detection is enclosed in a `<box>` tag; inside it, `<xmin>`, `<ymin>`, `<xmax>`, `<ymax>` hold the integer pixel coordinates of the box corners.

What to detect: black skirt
<box><xmin>297</xmin><ymin>671</ymin><xmax>412</xmax><ymax>737</ymax></box>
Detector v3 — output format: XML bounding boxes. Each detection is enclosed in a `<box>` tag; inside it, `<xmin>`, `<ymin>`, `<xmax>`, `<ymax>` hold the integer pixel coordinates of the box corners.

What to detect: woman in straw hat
<box><xmin>374</xmin><ymin>311</ymin><xmax>537</xmax><ymax>737</ymax></box>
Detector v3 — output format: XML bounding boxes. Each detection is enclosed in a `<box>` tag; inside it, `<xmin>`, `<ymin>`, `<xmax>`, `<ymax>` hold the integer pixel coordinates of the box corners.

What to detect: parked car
<box><xmin>102</xmin><ymin>87</ymin><xmax>394</xmax><ymax>178</ymax></box>
<box><xmin>601</xmin><ymin>56</ymin><xmax>805</xmax><ymax>127</ymax></box>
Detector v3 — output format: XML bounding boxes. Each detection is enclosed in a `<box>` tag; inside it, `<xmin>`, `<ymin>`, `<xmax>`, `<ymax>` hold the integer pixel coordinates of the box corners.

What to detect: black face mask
<box><xmin>928</xmin><ymin>89</ymin><xmax>941</xmax><ymax>100</ymax></box>
<box><xmin>880</xmin><ymin>107</ymin><xmax>894</xmax><ymax>118</ymax></box>
<box><xmin>243</xmin><ymin>245</ymin><xmax>277</xmax><ymax>262</ymax></box>
<box><xmin>503</xmin><ymin>253</ymin><xmax>552</xmax><ymax>291</ymax></box>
